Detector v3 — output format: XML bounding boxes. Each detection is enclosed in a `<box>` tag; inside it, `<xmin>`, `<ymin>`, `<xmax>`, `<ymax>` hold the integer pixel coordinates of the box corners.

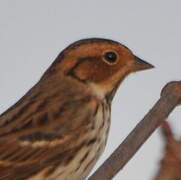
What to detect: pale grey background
<box><xmin>0</xmin><ymin>0</ymin><xmax>181</xmax><ymax>179</ymax></box>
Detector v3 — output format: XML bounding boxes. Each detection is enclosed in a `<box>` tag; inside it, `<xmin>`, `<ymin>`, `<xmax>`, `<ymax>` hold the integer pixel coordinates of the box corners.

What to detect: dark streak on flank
<box><xmin>73</xmin><ymin>151</ymin><xmax>90</xmax><ymax>172</ymax></box>
<box><xmin>91</xmin><ymin>103</ymin><xmax>100</xmax><ymax>130</ymax></box>
<box><xmin>93</xmin><ymin>103</ymin><xmax>99</xmax><ymax>117</ymax></box>
<box><xmin>99</xmin><ymin>102</ymin><xmax>106</xmax><ymax>130</ymax></box>
<box><xmin>82</xmin><ymin>155</ymin><xmax>97</xmax><ymax>173</ymax></box>
<box><xmin>102</xmin><ymin>102</ymin><xmax>105</xmax><ymax>122</ymax></box>
<box><xmin>62</xmin><ymin>144</ymin><xmax>81</xmax><ymax>166</ymax></box>
<box><xmin>87</xmin><ymin>138</ymin><xmax>97</xmax><ymax>146</ymax></box>
<box><xmin>80</xmin><ymin>151</ymin><xmax>90</xmax><ymax>165</ymax></box>
<box><xmin>81</xmin><ymin>145</ymin><xmax>103</xmax><ymax>173</ymax></box>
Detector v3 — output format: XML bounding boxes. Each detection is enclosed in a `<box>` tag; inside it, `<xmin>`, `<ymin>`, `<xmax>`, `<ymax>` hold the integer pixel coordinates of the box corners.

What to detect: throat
<box><xmin>88</xmin><ymin>82</ymin><xmax>117</xmax><ymax>104</ymax></box>
<box><xmin>88</xmin><ymin>83</ymin><xmax>106</xmax><ymax>100</ymax></box>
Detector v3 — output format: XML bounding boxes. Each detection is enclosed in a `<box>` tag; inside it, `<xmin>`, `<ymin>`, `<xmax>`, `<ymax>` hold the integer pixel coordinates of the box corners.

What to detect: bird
<box><xmin>0</xmin><ymin>38</ymin><xmax>154</xmax><ymax>180</ymax></box>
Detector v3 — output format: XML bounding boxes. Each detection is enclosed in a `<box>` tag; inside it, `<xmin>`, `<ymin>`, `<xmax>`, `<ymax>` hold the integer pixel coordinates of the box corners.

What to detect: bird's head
<box><xmin>44</xmin><ymin>38</ymin><xmax>154</xmax><ymax>101</ymax></box>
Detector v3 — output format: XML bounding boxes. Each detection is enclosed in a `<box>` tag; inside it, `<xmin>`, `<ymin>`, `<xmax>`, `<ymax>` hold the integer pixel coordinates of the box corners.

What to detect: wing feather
<box><xmin>0</xmin><ymin>90</ymin><xmax>98</xmax><ymax>179</ymax></box>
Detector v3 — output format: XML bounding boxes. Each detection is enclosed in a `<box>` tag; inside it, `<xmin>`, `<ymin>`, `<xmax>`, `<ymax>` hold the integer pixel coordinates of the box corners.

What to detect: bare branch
<box><xmin>88</xmin><ymin>81</ymin><xmax>181</xmax><ymax>180</ymax></box>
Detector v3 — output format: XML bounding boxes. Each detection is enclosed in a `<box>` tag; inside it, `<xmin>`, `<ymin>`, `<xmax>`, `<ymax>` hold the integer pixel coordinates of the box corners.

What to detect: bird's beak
<box><xmin>133</xmin><ymin>55</ymin><xmax>154</xmax><ymax>71</ymax></box>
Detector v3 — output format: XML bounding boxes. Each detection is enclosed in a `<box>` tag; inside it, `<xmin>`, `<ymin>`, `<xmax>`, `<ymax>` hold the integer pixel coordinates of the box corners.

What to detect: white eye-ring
<box><xmin>103</xmin><ymin>51</ymin><xmax>118</xmax><ymax>65</ymax></box>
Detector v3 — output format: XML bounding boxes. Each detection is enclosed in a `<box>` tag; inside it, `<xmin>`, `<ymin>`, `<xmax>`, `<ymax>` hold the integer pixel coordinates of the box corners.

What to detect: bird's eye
<box><xmin>103</xmin><ymin>51</ymin><xmax>118</xmax><ymax>65</ymax></box>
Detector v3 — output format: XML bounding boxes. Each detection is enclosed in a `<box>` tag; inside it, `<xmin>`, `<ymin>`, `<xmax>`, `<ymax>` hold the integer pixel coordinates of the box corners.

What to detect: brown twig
<box><xmin>88</xmin><ymin>81</ymin><xmax>181</xmax><ymax>180</ymax></box>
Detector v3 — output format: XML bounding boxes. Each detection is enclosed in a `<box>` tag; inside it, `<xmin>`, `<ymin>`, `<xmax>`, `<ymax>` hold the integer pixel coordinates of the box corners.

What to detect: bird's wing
<box><xmin>0</xmin><ymin>93</ymin><xmax>99</xmax><ymax>180</ymax></box>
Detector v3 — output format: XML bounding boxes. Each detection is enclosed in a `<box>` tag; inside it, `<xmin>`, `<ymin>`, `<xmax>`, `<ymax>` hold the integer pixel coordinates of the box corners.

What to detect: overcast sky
<box><xmin>0</xmin><ymin>1</ymin><xmax>181</xmax><ymax>179</ymax></box>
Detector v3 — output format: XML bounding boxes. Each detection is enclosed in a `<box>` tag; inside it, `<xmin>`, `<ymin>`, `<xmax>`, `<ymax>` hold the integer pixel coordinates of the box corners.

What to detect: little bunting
<box><xmin>0</xmin><ymin>38</ymin><xmax>154</xmax><ymax>180</ymax></box>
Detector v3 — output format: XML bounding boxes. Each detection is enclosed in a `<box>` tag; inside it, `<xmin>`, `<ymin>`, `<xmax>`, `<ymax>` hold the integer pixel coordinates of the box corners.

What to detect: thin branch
<box><xmin>88</xmin><ymin>81</ymin><xmax>181</xmax><ymax>180</ymax></box>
